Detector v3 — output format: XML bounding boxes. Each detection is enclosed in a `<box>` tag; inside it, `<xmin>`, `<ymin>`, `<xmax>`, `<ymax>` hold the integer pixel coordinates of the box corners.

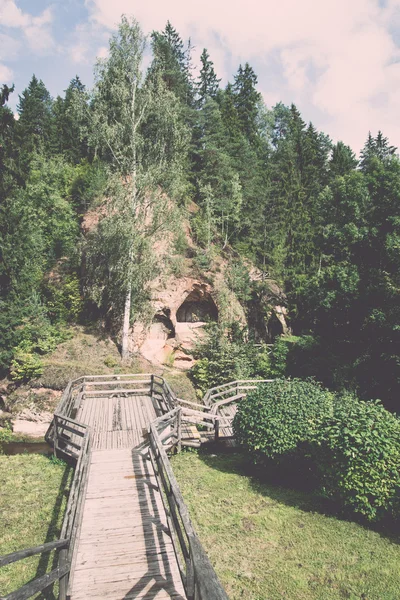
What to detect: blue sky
<box><xmin>2</xmin><ymin>0</ymin><xmax>400</xmax><ymax>153</ymax></box>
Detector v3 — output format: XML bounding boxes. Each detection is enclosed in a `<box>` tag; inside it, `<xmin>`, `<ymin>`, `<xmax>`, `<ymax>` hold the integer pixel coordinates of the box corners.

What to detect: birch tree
<box><xmin>87</xmin><ymin>16</ymin><xmax>189</xmax><ymax>359</ymax></box>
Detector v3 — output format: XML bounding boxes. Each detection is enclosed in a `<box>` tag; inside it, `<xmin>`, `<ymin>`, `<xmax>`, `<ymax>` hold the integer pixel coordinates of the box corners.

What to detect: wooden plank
<box><xmin>83</xmin><ymin>388</ymin><xmax>150</xmax><ymax>396</ymax></box>
<box><xmin>69</xmin><ymin>448</ymin><xmax>186</xmax><ymax>600</ymax></box>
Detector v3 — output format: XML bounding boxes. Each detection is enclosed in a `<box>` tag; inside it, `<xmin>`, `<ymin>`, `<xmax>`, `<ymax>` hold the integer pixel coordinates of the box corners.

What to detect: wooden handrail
<box><xmin>0</xmin><ymin>540</ymin><xmax>69</xmax><ymax>568</ymax></box>
<box><xmin>1</xmin><ymin>563</ymin><xmax>71</xmax><ymax>600</ymax></box>
<box><xmin>148</xmin><ymin>406</ymin><xmax>228</xmax><ymax>600</ymax></box>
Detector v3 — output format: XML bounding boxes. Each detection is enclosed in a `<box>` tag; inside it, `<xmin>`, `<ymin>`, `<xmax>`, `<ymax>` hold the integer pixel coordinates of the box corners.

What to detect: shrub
<box><xmin>233</xmin><ymin>379</ymin><xmax>334</xmax><ymax>462</ymax></box>
<box><xmin>313</xmin><ymin>396</ymin><xmax>400</xmax><ymax>521</ymax></box>
<box><xmin>44</xmin><ymin>274</ymin><xmax>83</xmax><ymax>323</ymax></box>
<box><xmin>226</xmin><ymin>259</ymin><xmax>252</xmax><ymax>303</ymax></box>
<box><xmin>104</xmin><ymin>355</ymin><xmax>119</xmax><ymax>368</ymax></box>
<box><xmin>190</xmin><ymin>324</ymin><xmax>255</xmax><ymax>396</ymax></box>
<box><xmin>10</xmin><ymin>346</ymin><xmax>44</xmax><ymax>381</ymax></box>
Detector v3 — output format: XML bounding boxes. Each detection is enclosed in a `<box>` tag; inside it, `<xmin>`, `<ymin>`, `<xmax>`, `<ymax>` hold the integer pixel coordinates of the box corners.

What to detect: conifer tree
<box><xmin>17</xmin><ymin>75</ymin><xmax>54</xmax><ymax>165</ymax></box>
<box><xmin>232</xmin><ymin>63</ymin><xmax>261</xmax><ymax>144</ymax></box>
<box><xmin>330</xmin><ymin>141</ymin><xmax>358</xmax><ymax>177</ymax></box>
<box><xmin>53</xmin><ymin>76</ymin><xmax>89</xmax><ymax>163</ymax></box>
<box><xmin>197</xmin><ymin>49</ymin><xmax>220</xmax><ymax>106</ymax></box>
<box><xmin>150</xmin><ymin>21</ymin><xmax>194</xmax><ymax>106</ymax></box>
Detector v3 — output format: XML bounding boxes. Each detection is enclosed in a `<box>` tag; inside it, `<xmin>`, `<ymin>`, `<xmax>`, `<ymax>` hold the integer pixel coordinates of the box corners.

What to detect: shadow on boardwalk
<box><xmin>122</xmin><ymin>441</ymin><xmax>186</xmax><ymax>599</ymax></box>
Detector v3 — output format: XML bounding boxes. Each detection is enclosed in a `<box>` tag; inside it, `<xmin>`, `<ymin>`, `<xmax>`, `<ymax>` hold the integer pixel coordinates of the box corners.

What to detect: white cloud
<box><xmin>0</xmin><ymin>1</ymin><xmax>55</xmax><ymax>54</ymax></box>
<box><xmin>0</xmin><ymin>61</ymin><xmax>13</xmax><ymax>82</ymax></box>
<box><xmin>70</xmin><ymin>42</ymin><xmax>90</xmax><ymax>64</ymax></box>
<box><xmin>96</xmin><ymin>45</ymin><xmax>108</xmax><ymax>59</ymax></box>
<box><xmin>84</xmin><ymin>0</ymin><xmax>400</xmax><ymax>152</ymax></box>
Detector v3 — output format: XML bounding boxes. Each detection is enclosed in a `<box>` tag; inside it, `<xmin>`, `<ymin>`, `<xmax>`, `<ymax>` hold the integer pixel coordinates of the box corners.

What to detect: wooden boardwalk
<box><xmin>76</xmin><ymin>395</ymin><xmax>156</xmax><ymax>450</ymax></box>
<box><xmin>3</xmin><ymin>376</ymin><xmax>231</xmax><ymax>600</ymax></box>
<box><xmin>69</xmin><ymin>394</ymin><xmax>187</xmax><ymax>600</ymax></box>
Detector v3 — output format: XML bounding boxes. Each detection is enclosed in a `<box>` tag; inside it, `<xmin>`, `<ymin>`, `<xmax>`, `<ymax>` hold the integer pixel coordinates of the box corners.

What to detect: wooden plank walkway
<box><xmin>69</xmin><ymin>395</ymin><xmax>187</xmax><ymax>599</ymax></box>
<box><xmin>76</xmin><ymin>395</ymin><xmax>157</xmax><ymax>450</ymax></box>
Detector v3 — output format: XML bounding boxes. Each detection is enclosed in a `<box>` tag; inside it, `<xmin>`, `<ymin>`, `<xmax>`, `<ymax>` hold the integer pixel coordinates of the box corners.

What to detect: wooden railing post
<box><xmin>53</xmin><ymin>416</ymin><xmax>58</xmax><ymax>458</ymax></box>
<box><xmin>214</xmin><ymin>416</ymin><xmax>220</xmax><ymax>443</ymax></box>
<box><xmin>150</xmin><ymin>374</ymin><xmax>154</xmax><ymax>400</ymax></box>
<box><xmin>177</xmin><ymin>407</ymin><xmax>182</xmax><ymax>453</ymax></box>
<box><xmin>186</xmin><ymin>547</ymin><xmax>195</xmax><ymax>600</ymax></box>
<box><xmin>58</xmin><ymin>547</ymin><xmax>68</xmax><ymax>600</ymax></box>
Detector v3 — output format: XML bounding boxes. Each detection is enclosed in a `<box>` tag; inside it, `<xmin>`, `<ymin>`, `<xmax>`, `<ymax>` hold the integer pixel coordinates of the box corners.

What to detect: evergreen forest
<box><xmin>1</xmin><ymin>15</ymin><xmax>399</xmax><ymax>414</ymax></box>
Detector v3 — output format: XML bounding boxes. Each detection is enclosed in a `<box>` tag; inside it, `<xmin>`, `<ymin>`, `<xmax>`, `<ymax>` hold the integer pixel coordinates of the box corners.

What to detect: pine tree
<box><xmin>232</xmin><ymin>63</ymin><xmax>261</xmax><ymax>144</ymax></box>
<box><xmin>330</xmin><ymin>141</ymin><xmax>358</xmax><ymax>177</ymax></box>
<box><xmin>53</xmin><ymin>76</ymin><xmax>89</xmax><ymax>163</ymax></box>
<box><xmin>149</xmin><ymin>21</ymin><xmax>193</xmax><ymax>106</ymax></box>
<box><xmin>17</xmin><ymin>75</ymin><xmax>54</xmax><ymax>165</ymax></box>
<box><xmin>197</xmin><ymin>49</ymin><xmax>220</xmax><ymax>106</ymax></box>
<box><xmin>0</xmin><ymin>84</ymin><xmax>19</xmax><ymax>197</ymax></box>
<box><xmin>359</xmin><ymin>131</ymin><xmax>396</xmax><ymax>172</ymax></box>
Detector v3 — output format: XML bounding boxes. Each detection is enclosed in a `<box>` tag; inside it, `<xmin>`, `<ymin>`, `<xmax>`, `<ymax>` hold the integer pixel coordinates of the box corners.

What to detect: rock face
<box><xmin>130</xmin><ymin>277</ymin><xmax>219</xmax><ymax>369</ymax></box>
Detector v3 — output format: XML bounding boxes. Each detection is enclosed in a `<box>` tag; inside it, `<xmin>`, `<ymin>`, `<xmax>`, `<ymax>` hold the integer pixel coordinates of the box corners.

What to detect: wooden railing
<box><xmin>149</xmin><ymin>406</ymin><xmax>228</xmax><ymax>600</ymax></box>
<box><xmin>0</xmin><ymin>429</ymin><xmax>90</xmax><ymax>600</ymax></box>
<box><xmin>203</xmin><ymin>379</ymin><xmax>274</xmax><ymax>409</ymax></box>
<box><xmin>1</xmin><ymin>380</ymin><xmax>93</xmax><ymax>600</ymax></box>
<box><xmin>3</xmin><ymin>374</ymin><xmax>261</xmax><ymax>600</ymax></box>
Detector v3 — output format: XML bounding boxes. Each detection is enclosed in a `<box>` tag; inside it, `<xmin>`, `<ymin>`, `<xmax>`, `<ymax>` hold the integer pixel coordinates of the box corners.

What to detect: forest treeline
<box><xmin>0</xmin><ymin>16</ymin><xmax>399</xmax><ymax>410</ymax></box>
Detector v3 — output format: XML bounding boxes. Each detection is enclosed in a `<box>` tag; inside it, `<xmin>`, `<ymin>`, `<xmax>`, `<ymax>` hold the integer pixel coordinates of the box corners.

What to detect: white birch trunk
<box><xmin>121</xmin><ymin>282</ymin><xmax>132</xmax><ymax>360</ymax></box>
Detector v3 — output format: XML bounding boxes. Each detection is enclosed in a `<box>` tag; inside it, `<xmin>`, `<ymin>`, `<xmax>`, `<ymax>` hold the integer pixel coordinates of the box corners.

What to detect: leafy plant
<box><xmin>233</xmin><ymin>379</ymin><xmax>334</xmax><ymax>462</ymax></box>
<box><xmin>104</xmin><ymin>355</ymin><xmax>118</xmax><ymax>368</ymax></box>
<box><xmin>226</xmin><ymin>258</ymin><xmax>251</xmax><ymax>302</ymax></box>
<box><xmin>313</xmin><ymin>395</ymin><xmax>400</xmax><ymax>521</ymax></box>
<box><xmin>10</xmin><ymin>345</ymin><xmax>44</xmax><ymax>381</ymax></box>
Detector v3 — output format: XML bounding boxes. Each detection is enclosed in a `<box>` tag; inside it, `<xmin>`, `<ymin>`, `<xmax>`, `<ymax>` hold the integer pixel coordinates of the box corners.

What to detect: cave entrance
<box><xmin>176</xmin><ymin>290</ymin><xmax>218</xmax><ymax>323</ymax></box>
<box><xmin>150</xmin><ymin>312</ymin><xmax>175</xmax><ymax>340</ymax></box>
<box><xmin>268</xmin><ymin>312</ymin><xmax>284</xmax><ymax>341</ymax></box>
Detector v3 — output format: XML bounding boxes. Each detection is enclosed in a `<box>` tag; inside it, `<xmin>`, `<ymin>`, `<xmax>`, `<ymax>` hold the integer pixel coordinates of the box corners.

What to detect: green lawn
<box><xmin>0</xmin><ymin>454</ymin><xmax>71</xmax><ymax>597</ymax></box>
<box><xmin>171</xmin><ymin>451</ymin><xmax>400</xmax><ymax>600</ymax></box>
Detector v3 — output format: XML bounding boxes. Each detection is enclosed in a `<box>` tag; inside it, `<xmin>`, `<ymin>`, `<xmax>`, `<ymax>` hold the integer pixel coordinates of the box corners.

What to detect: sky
<box><xmin>1</xmin><ymin>0</ymin><xmax>400</xmax><ymax>154</ymax></box>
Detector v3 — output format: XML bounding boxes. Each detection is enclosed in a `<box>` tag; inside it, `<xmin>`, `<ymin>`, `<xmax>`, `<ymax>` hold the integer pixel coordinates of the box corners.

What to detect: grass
<box><xmin>0</xmin><ymin>454</ymin><xmax>72</xmax><ymax>597</ymax></box>
<box><xmin>171</xmin><ymin>450</ymin><xmax>400</xmax><ymax>600</ymax></box>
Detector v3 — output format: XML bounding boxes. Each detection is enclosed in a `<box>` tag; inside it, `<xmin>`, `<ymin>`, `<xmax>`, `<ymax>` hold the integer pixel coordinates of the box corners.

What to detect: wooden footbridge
<box><xmin>0</xmin><ymin>375</ymin><xmax>270</xmax><ymax>600</ymax></box>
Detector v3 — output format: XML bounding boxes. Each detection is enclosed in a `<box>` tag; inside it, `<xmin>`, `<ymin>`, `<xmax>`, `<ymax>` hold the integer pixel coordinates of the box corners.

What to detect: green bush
<box><xmin>104</xmin><ymin>355</ymin><xmax>119</xmax><ymax>368</ymax></box>
<box><xmin>44</xmin><ymin>274</ymin><xmax>83</xmax><ymax>323</ymax></box>
<box><xmin>193</xmin><ymin>251</ymin><xmax>211</xmax><ymax>272</ymax></box>
<box><xmin>10</xmin><ymin>346</ymin><xmax>44</xmax><ymax>381</ymax></box>
<box><xmin>313</xmin><ymin>396</ymin><xmax>400</xmax><ymax>521</ymax></box>
<box><xmin>190</xmin><ymin>324</ymin><xmax>255</xmax><ymax>396</ymax></box>
<box><xmin>226</xmin><ymin>259</ymin><xmax>252</xmax><ymax>303</ymax></box>
<box><xmin>233</xmin><ymin>379</ymin><xmax>334</xmax><ymax>462</ymax></box>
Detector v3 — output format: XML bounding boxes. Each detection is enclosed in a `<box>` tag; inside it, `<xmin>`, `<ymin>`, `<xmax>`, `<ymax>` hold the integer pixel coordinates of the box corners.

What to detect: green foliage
<box><xmin>104</xmin><ymin>355</ymin><xmax>119</xmax><ymax>368</ymax></box>
<box><xmin>193</xmin><ymin>250</ymin><xmax>212</xmax><ymax>272</ymax></box>
<box><xmin>226</xmin><ymin>258</ymin><xmax>251</xmax><ymax>302</ymax></box>
<box><xmin>10</xmin><ymin>347</ymin><xmax>44</xmax><ymax>382</ymax></box>
<box><xmin>70</xmin><ymin>160</ymin><xmax>108</xmax><ymax>210</ymax></box>
<box><xmin>190</xmin><ymin>323</ymin><xmax>270</xmax><ymax>396</ymax></box>
<box><xmin>234</xmin><ymin>379</ymin><xmax>334</xmax><ymax>462</ymax></box>
<box><xmin>313</xmin><ymin>396</ymin><xmax>400</xmax><ymax>521</ymax></box>
<box><xmin>48</xmin><ymin>455</ymin><xmax>67</xmax><ymax>467</ymax></box>
<box><xmin>0</xmin><ymin>423</ymin><xmax>14</xmax><ymax>451</ymax></box>
<box><xmin>235</xmin><ymin>379</ymin><xmax>400</xmax><ymax>522</ymax></box>
<box><xmin>268</xmin><ymin>336</ymin><xmax>291</xmax><ymax>377</ymax></box>
<box><xmin>43</xmin><ymin>274</ymin><xmax>82</xmax><ymax>323</ymax></box>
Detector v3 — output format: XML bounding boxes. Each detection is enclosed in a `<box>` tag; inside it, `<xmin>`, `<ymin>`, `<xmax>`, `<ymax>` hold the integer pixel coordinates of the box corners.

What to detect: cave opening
<box><xmin>151</xmin><ymin>312</ymin><xmax>175</xmax><ymax>340</ymax></box>
<box><xmin>268</xmin><ymin>312</ymin><xmax>284</xmax><ymax>341</ymax></box>
<box><xmin>176</xmin><ymin>290</ymin><xmax>218</xmax><ymax>323</ymax></box>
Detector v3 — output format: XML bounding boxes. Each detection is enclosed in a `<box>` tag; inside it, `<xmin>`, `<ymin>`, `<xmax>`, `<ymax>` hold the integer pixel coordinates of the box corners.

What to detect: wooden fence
<box><xmin>149</xmin><ymin>407</ymin><xmax>229</xmax><ymax>600</ymax></box>
<box><xmin>0</xmin><ymin>408</ymin><xmax>91</xmax><ymax>600</ymax></box>
<box><xmin>0</xmin><ymin>374</ymin><xmax>233</xmax><ymax>600</ymax></box>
